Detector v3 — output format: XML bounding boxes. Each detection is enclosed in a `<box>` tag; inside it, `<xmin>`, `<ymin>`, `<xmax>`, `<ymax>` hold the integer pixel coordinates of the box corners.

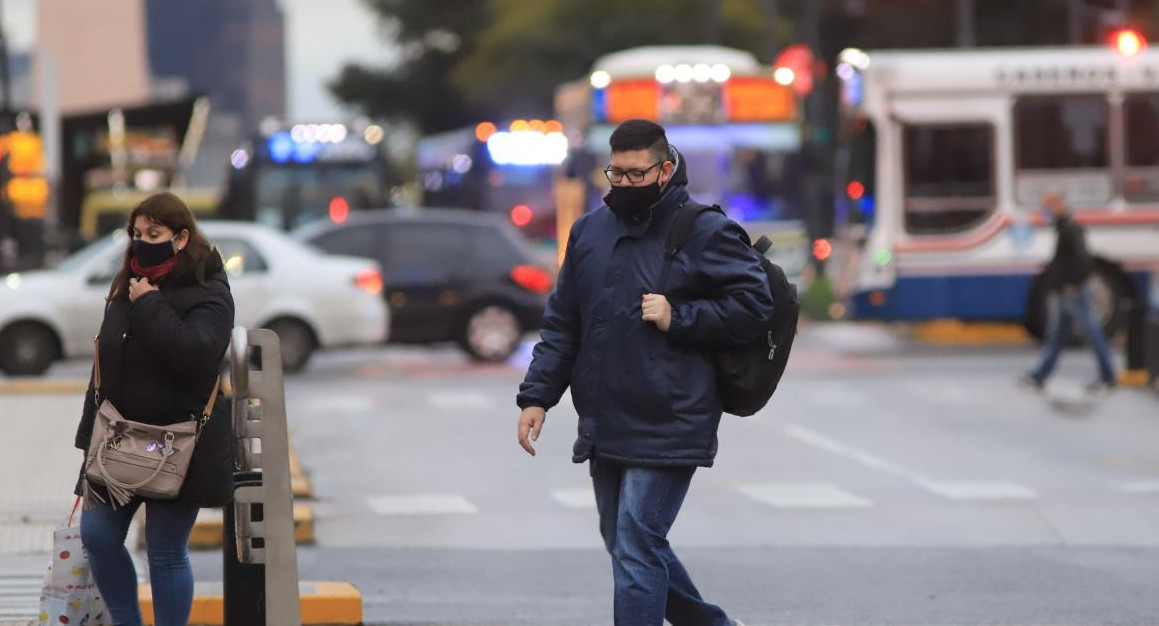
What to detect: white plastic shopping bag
<box><xmin>38</xmin><ymin>497</ymin><xmax>111</xmax><ymax>626</ymax></box>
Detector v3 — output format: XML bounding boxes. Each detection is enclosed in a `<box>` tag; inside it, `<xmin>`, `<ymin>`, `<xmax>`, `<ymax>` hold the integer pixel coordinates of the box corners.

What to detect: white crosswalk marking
<box><xmin>919</xmin><ymin>481</ymin><xmax>1038</xmax><ymax>501</ymax></box>
<box><xmin>550</xmin><ymin>488</ymin><xmax>597</xmax><ymax>509</ymax></box>
<box><xmin>367</xmin><ymin>494</ymin><xmax>480</xmax><ymax>516</ymax></box>
<box><xmin>426</xmin><ymin>392</ymin><xmax>495</xmax><ymax>411</ymax></box>
<box><xmin>738</xmin><ymin>483</ymin><xmax>873</xmax><ymax>508</ymax></box>
<box><xmin>1118</xmin><ymin>480</ymin><xmax>1159</xmax><ymax>494</ymax></box>
<box><xmin>0</xmin><ymin>572</ymin><xmax>42</xmax><ymax>621</ymax></box>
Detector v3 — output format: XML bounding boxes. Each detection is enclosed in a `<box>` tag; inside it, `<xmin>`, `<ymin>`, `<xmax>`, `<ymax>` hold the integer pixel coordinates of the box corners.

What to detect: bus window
<box><xmin>1014</xmin><ymin>95</ymin><xmax>1110</xmax><ymax>205</ymax></box>
<box><xmin>1124</xmin><ymin>93</ymin><xmax>1159</xmax><ymax>202</ymax></box>
<box><xmin>903</xmin><ymin>124</ymin><xmax>995</xmax><ymax>235</ymax></box>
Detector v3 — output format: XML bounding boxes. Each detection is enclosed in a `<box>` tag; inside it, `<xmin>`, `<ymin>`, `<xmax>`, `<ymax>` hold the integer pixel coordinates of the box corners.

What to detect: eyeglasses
<box><xmin>604</xmin><ymin>162</ymin><xmax>663</xmax><ymax>184</ymax></box>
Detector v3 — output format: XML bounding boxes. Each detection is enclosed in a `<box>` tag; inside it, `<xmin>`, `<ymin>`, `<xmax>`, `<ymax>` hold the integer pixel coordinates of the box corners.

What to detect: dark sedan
<box><xmin>295</xmin><ymin>209</ymin><xmax>552</xmax><ymax>361</ymax></box>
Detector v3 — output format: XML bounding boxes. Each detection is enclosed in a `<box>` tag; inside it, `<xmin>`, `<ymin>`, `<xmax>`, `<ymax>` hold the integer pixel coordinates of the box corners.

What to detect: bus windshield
<box><xmin>255</xmin><ymin>164</ymin><xmax>387</xmax><ymax>230</ymax></box>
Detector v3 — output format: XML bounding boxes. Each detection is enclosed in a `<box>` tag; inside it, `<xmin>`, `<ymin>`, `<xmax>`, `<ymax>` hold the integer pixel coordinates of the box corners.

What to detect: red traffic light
<box><xmin>1114</xmin><ymin>29</ymin><xmax>1146</xmax><ymax>57</ymax></box>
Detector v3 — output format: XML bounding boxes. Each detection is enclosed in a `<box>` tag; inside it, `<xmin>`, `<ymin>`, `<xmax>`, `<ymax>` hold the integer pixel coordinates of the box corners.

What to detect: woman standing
<box><xmin>74</xmin><ymin>192</ymin><xmax>235</xmax><ymax>626</ymax></box>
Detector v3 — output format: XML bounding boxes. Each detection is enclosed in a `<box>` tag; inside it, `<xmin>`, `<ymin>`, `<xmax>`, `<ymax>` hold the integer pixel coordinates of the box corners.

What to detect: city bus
<box><xmin>831</xmin><ymin>45</ymin><xmax>1159</xmax><ymax>338</ymax></box>
<box><xmin>217</xmin><ymin>121</ymin><xmax>396</xmax><ymax>231</ymax></box>
<box><xmin>416</xmin><ymin>120</ymin><xmax>565</xmax><ymax>241</ymax></box>
<box><xmin>554</xmin><ymin>45</ymin><xmax>810</xmax><ymax>274</ymax></box>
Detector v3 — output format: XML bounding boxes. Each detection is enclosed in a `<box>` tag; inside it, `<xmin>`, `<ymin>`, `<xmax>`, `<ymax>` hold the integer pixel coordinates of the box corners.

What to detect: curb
<box><xmin>1119</xmin><ymin>369</ymin><xmax>1153</xmax><ymax>388</ymax></box>
<box><xmin>186</xmin><ymin>504</ymin><xmax>315</xmax><ymax>549</ymax></box>
<box><xmin>910</xmin><ymin>320</ymin><xmax>1030</xmax><ymax>346</ymax></box>
<box><xmin>138</xmin><ymin>580</ymin><xmax>362</xmax><ymax>625</ymax></box>
<box><xmin>289</xmin><ymin>445</ymin><xmax>315</xmax><ymax>499</ymax></box>
<box><xmin>0</xmin><ymin>380</ymin><xmax>88</xmax><ymax>394</ymax></box>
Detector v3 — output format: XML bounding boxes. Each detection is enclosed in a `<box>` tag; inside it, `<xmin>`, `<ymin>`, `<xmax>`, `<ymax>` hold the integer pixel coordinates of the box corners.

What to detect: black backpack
<box><xmin>658</xmin><ymin>204</ymin><xmax>799</xmax><ymax>417</ymax></box>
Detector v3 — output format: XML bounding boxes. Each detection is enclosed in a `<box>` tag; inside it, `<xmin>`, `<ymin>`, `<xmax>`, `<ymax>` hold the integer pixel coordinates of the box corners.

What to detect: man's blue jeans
<box><xmin>80</xmin><ymin>499</ymin><xmax>200</xmax><ymax>626</ymax></box>
<box><xmin>591</xmin><ymin>458</ymin><xmax>731</xmax><ymax>626</ymax></box>
<box><xmin>1031</xmin><ymin>281</ymin><xmax>1117</xmax><ymax>385</ymax></box>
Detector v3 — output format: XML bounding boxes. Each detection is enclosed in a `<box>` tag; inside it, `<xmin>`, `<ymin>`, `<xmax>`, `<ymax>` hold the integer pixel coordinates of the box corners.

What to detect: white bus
<box><xmin>831</xmin><ymin>45</ymin><xmax>1159</xmax><ymax>337</ymax></box>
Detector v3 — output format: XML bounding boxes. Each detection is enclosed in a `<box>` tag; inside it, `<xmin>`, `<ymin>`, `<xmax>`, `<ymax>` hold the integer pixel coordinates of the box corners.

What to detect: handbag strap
<box><xmin>93</xmin><ymin>337</ymin><xmax>221</xmax><ymax>421</ymax></box>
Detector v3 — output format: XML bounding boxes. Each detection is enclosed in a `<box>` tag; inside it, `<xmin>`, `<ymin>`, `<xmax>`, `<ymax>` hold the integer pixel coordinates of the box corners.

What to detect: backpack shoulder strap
<box><xmin>658</xmin><ymin>203</ymin><xmax>723</xmax><ymax>295</ymax></box>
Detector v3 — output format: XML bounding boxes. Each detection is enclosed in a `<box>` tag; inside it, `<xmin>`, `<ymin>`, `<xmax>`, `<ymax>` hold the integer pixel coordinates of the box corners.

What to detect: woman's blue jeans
<box><xmin>80</xmin><ymin>499</ymin><xmax>200</xmax><ymax>626</ymax></box>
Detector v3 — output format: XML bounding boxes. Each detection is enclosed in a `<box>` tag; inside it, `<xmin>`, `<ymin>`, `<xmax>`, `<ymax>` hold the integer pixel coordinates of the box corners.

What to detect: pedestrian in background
<box><xmin>516</xmin><ymin>119</ymin><xmax>772</xmax><ymax>626</ymax></box>
<box><xmin>1021</xmin><ymin>189</ymin><xmax>1117</xmax><ymax>394</ymax></box>
<box><xmin>75</xmin><ymin>192</ymin><xmax>235</xmax><ymax>626</ymax></box>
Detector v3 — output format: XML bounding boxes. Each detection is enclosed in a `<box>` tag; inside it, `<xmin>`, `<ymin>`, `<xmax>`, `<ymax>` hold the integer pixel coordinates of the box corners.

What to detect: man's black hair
<box><xmin>609</xmin><ymin>119</ymin><xmax>670</xmax><ymax>163</ymax></box>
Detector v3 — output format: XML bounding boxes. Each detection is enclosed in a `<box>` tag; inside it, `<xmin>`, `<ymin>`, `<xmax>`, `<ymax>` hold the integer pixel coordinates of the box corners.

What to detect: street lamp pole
<box><xmin>956</xmin><ymin>0</ymin><xmax>976</xmax><ymax>48</ymax></box>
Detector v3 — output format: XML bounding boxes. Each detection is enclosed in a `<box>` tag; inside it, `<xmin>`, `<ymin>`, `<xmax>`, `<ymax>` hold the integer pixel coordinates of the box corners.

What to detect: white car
<box><xmin>0</xmin><ymin>221</ymin><xmax>389</xmax><ymax>376</ymax></box>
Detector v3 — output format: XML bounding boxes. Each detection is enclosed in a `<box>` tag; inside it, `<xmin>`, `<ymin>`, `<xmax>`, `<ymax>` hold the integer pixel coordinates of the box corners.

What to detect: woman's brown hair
<box><xmin>108</xmin><ymin>192</ymin><xmax>214</xmax><ymax>301</ymax></box>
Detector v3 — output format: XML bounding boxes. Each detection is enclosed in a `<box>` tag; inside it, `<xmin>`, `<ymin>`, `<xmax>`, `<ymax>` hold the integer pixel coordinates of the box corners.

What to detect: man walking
<box><xmin>516</xmin><ymin>119</ymin><xmax>773</xmax><ymax>625</ymax></box>
<box><xmin>1022</xmin><ymin>190</ymin><xmax>1117</xmax><ymax>394</ymax></box>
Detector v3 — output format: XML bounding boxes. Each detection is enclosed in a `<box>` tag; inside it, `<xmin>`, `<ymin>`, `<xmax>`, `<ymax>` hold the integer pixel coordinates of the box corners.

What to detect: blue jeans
<box><xmin>591</xmin><ymin>459</ymin><xmax>731</xmax><ymax>626</ymax></box>
<box><xmin>80</xmin><ymin>499</ymin><xmax>200</xmax><ymax>626</ymax></box>
<box><xmin>1031</xmin><ymin>282</ymin><xmax>1117</xmax><ymax>385</ymax></box>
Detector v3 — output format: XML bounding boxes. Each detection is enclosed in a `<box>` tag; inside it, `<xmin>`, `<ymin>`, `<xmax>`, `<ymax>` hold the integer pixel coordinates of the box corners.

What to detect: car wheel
<box><xmin>459</xmin><ymin>303</ymin><xmax>522</xmax><ymax>362</ymax></box>
<box><xmin>0</xmin><ymin>322</ymin><xmax>60</xmax><ymax>376</ymax></box>
<box><xmin>265</xmin><ymin>319</ymin><xmax>316</xmax><ymax>373</ymax></box>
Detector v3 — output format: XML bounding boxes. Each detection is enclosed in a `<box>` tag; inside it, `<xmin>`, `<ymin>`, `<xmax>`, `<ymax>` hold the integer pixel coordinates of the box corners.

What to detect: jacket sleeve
<box><xmin>127</xmin><ymin>286</ymin><xmax>235</xmax><ymax>375</ymax></box>
<box><xmin>74</xmin><ymin>372</ymin><xmax>97</xmax><ymax>450</ymax></box>
<box><xmin>516</xmin><ymin>220</ymin><xmax>584</xmax><ymax>411</ymax></box>
<box><xmin>667</xmin><ymin>218</ymin><xmax>774</xmax><ymax>350</ymax></box>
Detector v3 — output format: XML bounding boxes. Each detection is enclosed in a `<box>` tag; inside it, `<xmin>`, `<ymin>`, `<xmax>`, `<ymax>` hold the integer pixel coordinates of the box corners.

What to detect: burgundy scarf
<box><xmin>130</xmin><ymin>256</ymin><xmax>180</xmax><ymax>282</ymax></box>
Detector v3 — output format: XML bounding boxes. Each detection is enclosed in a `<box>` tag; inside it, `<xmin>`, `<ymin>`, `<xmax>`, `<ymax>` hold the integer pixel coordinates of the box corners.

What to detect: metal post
<box><xmin>224</xmin><ymin>327</ymin><xmax>302</xmax><ymax>626</ymax></box>
<box><xmin>704</xmin><ymin>0</ymin><xmax>722</xmax><ymax>45</ymax></box>
<box><xmin>759</xmin><ymin>0</ymin><xmax>780</xmax><ymax>64</ymax></box>
<box><xmin>956</xmin><ymin>0</ymin><xmax>976</xmax><ymax>48</ymax></box>
<box><xmin>1069</xmin><ymin>0</ymin><xmax>1085</xmax><ymax>45</ymax></box>
<box><xmin>37</xmin><ymin>50</ymin><xmax>62</xmax><ymax>266</ymax></box>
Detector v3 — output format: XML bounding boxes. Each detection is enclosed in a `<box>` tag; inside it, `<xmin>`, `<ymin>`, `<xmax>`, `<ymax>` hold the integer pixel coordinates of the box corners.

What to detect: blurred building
<box><xmin>145</xmin><ymin>0</ymin><xmax>287</xmax><ymax>131</ymax></box>
<box><xmin>35</xmin><ymin>0</ymin><xmax>152</xmax><ymax>113</ymax></box>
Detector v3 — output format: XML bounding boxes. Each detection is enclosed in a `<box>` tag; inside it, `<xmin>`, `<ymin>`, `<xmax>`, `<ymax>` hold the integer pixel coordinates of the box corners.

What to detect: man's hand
<box><xmin>642</xmin><ymin>293</ymin><xmax>672</xmax><ymax>332</ymax></box>
<box><xmin>129</xmin><ymin>277</ymin><xmax>159</xmax><ymax>302</ymax></box>
<box><xmin>517</xmin><ymin>407</ymin><xmax>546</xmax><ymax>456</ymax></box>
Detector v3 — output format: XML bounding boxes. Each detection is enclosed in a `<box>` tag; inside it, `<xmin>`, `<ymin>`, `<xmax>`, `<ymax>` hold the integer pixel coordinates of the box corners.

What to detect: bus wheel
<box><xmin>1024</xmin><ymin>262</ymin><xmax>1133</xmax><ymax>344</ymax></box>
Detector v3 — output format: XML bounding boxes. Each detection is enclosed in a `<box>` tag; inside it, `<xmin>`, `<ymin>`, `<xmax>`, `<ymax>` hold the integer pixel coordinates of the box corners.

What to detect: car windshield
<box><xmin>55</xmin><ymin>236</ymin><xmax>120</xmax><ymax>273</ymax></box>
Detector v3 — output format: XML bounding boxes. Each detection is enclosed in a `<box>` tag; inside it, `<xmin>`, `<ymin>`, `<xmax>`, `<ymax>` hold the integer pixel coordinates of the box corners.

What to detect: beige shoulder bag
<box><xmin>84</xmin><ymin>339</ymin><xmax>221</xmax><ymax>508</ymax></box>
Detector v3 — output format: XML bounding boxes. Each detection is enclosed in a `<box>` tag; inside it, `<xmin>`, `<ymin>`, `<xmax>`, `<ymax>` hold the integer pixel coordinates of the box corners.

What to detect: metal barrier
<box><xmin>224</xmin><ymin>327</ymin><xmax>302</xmax><ymax>626</ymax></box>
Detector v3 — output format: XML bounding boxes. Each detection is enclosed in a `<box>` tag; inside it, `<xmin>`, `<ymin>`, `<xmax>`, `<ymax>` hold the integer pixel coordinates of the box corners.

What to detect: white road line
<box><xmin>550</xmin><ymin>488</ymin><xmax>596</xmax><ymax>509</ymax></box>
<box><xmin>919</xmin><ymin>481</ymin><xmax>1037</xmax><ymax>501</ymax></box>
<box><xmin>783</xmin><ymin>423</ymin><xmax>1038</xmax><ymax>502</ymax></box>
<box><xmin>738</xmin><ymin>483</ymin><xmax>873</xmax><ymax>508</ymax></box>
<box><xmin>367</xmin><ymin>494</ymin><xmax>480</xmax><ymax>516</ymax></box>
<box><xmin>1118</xmin><ymin>480</ymin><xmax>1159</xmax><ymax>494</ymax></box>
<box><xmin>426</xmin><ymin>392</ymin><xmax>496</xmax><ymax>411</ymax></box>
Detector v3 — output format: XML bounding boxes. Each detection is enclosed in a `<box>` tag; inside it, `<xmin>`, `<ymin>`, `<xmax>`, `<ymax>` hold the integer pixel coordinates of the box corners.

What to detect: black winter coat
<box><xmin>517</xmin><ymin>148</ymin><xmax>774</xmax><ymax>467</ymax></box>
<box><xmin>75</xmin><ymin>251</ymin><xmax>235</xmax><ymax>507</ymax></box>
<box><xmin>1045</xmin><ymin>215</ymin><xmax>1095</xmax><ymax>290</ymax></box>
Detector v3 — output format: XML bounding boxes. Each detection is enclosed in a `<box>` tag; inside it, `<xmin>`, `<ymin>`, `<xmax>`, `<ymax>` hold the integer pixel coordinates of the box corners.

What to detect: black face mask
<box><xmin>132</xmin><ymin>237</ymin><xmax>178</xmax><ymax>267</ymax></box>
<box><xmin>604</xmin><ymin>182</ymin><xmax>662</xmax><ymax>224</ymax></box>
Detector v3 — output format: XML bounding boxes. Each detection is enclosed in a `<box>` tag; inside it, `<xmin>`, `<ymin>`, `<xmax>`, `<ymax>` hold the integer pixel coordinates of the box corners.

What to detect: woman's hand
<box><xmin>129</xmin><ymin>277</ymin><xmax>159</xmax><ymax>302</ymax></box>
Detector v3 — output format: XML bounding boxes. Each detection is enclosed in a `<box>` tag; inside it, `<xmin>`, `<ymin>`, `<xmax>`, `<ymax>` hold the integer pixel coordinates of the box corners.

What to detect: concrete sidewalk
<box><xmin>0</xmin><ymin>392</ymin><xmax>89</xmax><ymax>555</ymax></box>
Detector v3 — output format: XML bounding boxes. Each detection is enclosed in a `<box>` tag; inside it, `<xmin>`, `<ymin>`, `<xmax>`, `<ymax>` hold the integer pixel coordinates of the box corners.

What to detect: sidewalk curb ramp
<box><xmin>910</xmin><ymin>320</ymin><xmax>1031</xmax><ymax>346</ymax></box>
<box><xmin>138</xmin><ymin>581</ymin><xmax>362</xmax><ymax>625</ymax></box>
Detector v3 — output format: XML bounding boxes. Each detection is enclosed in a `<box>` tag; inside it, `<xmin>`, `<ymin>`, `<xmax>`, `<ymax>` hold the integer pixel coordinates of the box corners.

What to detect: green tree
<box><xmin>331</xmin><ymin>0</ymin><xmax>774</xmax><ymax>131</ymax></box>
<box><xmin>452</xmin><ymin>0</ymin><xmax>770</xmax><ymax>119</ymax></box>
<box><xmin>328</xmin><ymin>0</ymin><xmax>493</xmax><ymax>134</ymax></box>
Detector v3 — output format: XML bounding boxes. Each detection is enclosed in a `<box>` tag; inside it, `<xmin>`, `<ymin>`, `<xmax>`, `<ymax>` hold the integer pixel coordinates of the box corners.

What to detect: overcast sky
<box><xmin>2</xmin><ymin>0</ymin><xmax>393</xmax><ymax>120</ymax></box>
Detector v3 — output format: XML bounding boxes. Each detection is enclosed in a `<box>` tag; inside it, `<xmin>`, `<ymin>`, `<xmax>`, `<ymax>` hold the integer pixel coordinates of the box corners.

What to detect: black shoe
<box><xmin>1085</xmin><ymin>380</ymin><xmax>1116</xmax><ymax>396</ymax></box>
<box><xmin>1018</xmin><ymin>374</ymin><xmax>1045</xmax><ymax>393</ymax></box>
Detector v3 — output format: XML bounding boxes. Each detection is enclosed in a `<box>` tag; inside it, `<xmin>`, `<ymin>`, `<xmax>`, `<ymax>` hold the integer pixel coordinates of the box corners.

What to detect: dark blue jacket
<box><xmin>517</xmin><ymin>148</ymin><xmax>774</xmax><ymax>467</ymax></box>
